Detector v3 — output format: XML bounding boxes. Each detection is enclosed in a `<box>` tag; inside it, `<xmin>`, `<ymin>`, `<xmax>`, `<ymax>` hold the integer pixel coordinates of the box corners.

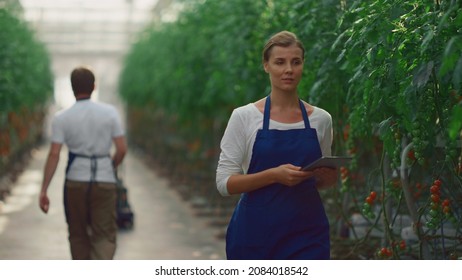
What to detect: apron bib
<box><xmin>226</xmin><ymin>96</ymin><xmax>330</xmax><ymax>260</ymax></box>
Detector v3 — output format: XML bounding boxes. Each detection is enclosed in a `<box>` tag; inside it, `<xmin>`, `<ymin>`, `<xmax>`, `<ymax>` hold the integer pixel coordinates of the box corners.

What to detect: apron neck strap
<box><xmin>263</xmin><ymin>96</ymin><xmax>311</xmax><ymax>130</ymax></box>
<box><xmin>263</xmin><ymin>96</ymin><xmax>271</xmax><ymax>130</ymax></box>
<box><xmin>299</xmin><ymin>99</ymin><xmax>310</xmax><ymax>128</ymax></box>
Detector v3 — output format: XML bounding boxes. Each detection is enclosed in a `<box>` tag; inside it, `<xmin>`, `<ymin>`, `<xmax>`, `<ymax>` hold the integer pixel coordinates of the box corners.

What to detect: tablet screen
<box><xmin>302</xmin><ymin>156</ymin><xmax>352</xmax><ymax>171</ymax></box>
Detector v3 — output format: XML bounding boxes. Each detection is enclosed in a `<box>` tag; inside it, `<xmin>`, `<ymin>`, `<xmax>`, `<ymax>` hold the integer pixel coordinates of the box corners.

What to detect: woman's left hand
<box><xmin>313</xmin><ymin>167</ymin><xmax>338</xmax><ymax>189</ymax></box>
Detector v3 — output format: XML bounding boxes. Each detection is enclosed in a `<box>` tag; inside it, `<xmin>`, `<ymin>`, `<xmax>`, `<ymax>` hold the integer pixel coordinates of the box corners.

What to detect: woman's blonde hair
<box><xmin>262</xmin><ymin>31</ymin><xmax>305</xmax><ymax>63</ymax></box>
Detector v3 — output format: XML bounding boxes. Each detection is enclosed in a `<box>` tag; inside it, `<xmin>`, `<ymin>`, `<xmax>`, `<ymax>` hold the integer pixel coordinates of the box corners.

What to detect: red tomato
<box><xmin>370</xmin><ymin>191</ymin><xmax>377</xmax><ymax>200</ymax></box>
<box><xmin>379</xmin><ymin>248</ymin><xmax>387</xmax><ymax>256</ymax></box>
<box><xmin>407</xmin><ymin>150</ymin><xmax>416</xmax><ymax>161</ymax></box>
<box><xmin>430</xmin><ymin>184</ymin><xmax>440</xmax><ymax>194</ymax></box>
<box><xmin>365</xmin><ymin>196</ymin><xmax>374</xmax><ymax>205</ymax></box>
<box><xmin>431</xmin><ymin>194</ymin><xmax>440</xmax><ymax>203</ymax></box>
<box><xmin>434</xmin><ymin>179</ymin><xmax>442</xmax><ymax>187</ymax></box>
<box><xmin>380</xmin><ymin>247</ymin><xmax>392</xmax><ymax>257</ymax></box>
<box><xmin>442</xmin><ymin>199</ymin><xmax>450</xmax><ymax>207</ymax></box>
<box><xmin>400</xmin><ymin>240</ymin><xmax>406</xmax><ymax>250</ymax></box>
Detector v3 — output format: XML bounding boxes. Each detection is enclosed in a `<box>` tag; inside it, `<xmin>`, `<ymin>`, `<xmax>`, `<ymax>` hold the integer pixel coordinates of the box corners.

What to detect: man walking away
<box><xmin>39</xmin><ymin>66</ymin><xmax>127</xmax><ymax>260</ymax></box>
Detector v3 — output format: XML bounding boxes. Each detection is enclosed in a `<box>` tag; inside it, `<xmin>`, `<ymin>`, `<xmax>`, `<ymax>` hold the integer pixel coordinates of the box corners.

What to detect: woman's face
<box><xmin>263</xmin><ymin>44</ymin><xmax>304</xmax><ymax>94</ymax></box>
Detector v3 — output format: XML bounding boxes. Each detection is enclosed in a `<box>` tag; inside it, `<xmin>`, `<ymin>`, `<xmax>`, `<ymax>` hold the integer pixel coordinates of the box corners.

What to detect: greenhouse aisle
<box><xmin>0</xmin><ymin>0</ymin><xmax>225</xmax><ymax>261</ymax></box>
<box><xmin>0</xmin><ymin>142</ymin><xmax>226</xmax><ymax>260</ymax></box>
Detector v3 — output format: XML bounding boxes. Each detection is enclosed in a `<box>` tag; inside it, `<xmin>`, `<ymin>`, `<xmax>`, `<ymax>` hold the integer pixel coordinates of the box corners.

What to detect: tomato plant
<box><xmin>0</xmin><ymin>8</ymin><xmax>53</xmax><ymax>178</ymax></box>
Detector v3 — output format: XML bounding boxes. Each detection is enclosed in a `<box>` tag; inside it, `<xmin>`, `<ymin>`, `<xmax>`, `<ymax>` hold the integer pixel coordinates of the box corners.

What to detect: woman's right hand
<box><xmin>227</xmin><ymin>164</ymin><xmax>314</xmax><ymax>195</ymax></box>
<box><xmin>273</xmin><ymin>164</ymin><xmax>314</xmax><ymax>186</ymax></box>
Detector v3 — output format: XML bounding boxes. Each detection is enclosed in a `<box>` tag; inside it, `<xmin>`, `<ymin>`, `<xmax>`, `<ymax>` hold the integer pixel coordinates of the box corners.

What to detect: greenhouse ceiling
<box><xmin>18</xmin><ymin>0</ymin><xmax>178</xmax><ymax>54</ymax></box>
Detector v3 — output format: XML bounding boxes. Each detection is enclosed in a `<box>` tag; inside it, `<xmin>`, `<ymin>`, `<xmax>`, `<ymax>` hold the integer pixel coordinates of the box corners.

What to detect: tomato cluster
<box><xmin>426</xmin><ymin>179</ymin><xmax>443</xmax><ymax>229</ymax></box>
<box><xmin>407</xmin><ymin>149</ymin><xmax>416</xmax><ymax>162</ymax></box>
<box><xmin>442</xmin><ymin>199</ymin><xmax>457</xmax><ymax>226</ymax></box>
<box><xmin>386</xmin><ymin>179</ymin><xmax>401</xmax><ymax>199</ymax></box>
<box><xmin>391</xmin><ymin>127</ymin><xmax>402</xmax><ymax>168</ymax></box>
<box><xmin>397</xmin><ymin>240</ymin><xmax>406</xmax><ymax>251</ymax></box>
<box><xmin>377</xmin><ymin>247</ymin><xmax>393</xmax><ymax>258</ymax></box>
<box><xmin>377</xmin><ymin>240</ymin><xmax>407</xmax><ymax>259</ymax></box>
<box><xmin>425</xmin><ymin>179</ymin><xmax>458</xmax><ymax>230</ymax></box>
<box><xmin>362</xmin><ymin>191</ymin><xmax>378</xmax><ymax>219</ymax></box>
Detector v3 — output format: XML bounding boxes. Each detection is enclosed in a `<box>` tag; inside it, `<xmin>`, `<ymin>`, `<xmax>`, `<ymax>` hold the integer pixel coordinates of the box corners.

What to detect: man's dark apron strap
<box><xmin>64</xmin><ymin>152</ymin><xmax>110</xmax><ymax>224</ymax></box>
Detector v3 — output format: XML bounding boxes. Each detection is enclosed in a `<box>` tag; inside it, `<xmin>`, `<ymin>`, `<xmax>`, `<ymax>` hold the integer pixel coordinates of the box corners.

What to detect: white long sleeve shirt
<box><xmin>216</xmin><ymin>102</ymin><xmax>333</xmax><ymax>196</ymax></box>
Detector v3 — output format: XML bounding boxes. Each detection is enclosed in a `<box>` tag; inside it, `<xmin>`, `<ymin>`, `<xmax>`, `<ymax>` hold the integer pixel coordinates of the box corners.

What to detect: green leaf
<box><xmin>413</xmin><ymin>61</ymin><xmax>434</xmax><ymax>88</ymax></box>
<box><xmin>453</xmin><ymin>56</ymin><xmax>462</xmax><ymax>90</ymax></box>
<box><xmin>420</xmin><ymin>29</ymin><xmax>434</xmax><ymax>54</ymax></box>
<box><xmin>439</xmin><ymin>36</ymin><xmax>462</xmax><ymax>78</ymax></box>
<box><xmin>455</xmin><ymin>9</ymin><xmax>462</xmax><ymax>28</ymax></box>
<box><xmin>378</xmin><ymin>117</ymin><xmax>393</xmax><ymax>140</ymax></box>
<box><xmin>449</xmin><ymin>105</ymin><xmax>462</xmax><ymax>140</ymax></box>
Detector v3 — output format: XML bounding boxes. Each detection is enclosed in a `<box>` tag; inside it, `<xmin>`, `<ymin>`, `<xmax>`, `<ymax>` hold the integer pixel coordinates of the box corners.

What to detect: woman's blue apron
<box><xmin>226</xmin><ymin>96</ymin><xmax>330</xmax><ymax>260</ymax></box>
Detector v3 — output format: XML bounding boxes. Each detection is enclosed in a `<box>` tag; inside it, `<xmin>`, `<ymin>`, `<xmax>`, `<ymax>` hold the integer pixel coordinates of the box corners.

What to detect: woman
<box><xmin>216</xmin><ymin>31</ymin><xmax>337</xmax><ymax>260</ymax></box>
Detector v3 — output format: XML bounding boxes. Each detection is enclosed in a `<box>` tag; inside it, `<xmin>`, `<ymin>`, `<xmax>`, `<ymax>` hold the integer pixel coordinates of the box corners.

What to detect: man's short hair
<box><xmin>71</xmin><ymin>67</ymin><xmax>95</xmax><ymax>94</ymax></box>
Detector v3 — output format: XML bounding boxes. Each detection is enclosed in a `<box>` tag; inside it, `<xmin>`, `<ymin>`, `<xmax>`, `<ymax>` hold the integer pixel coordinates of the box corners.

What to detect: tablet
<box><xmin>302</xmin><ymin>156</ymin><xmax>352</xmax><ymax>171</ymax></box>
